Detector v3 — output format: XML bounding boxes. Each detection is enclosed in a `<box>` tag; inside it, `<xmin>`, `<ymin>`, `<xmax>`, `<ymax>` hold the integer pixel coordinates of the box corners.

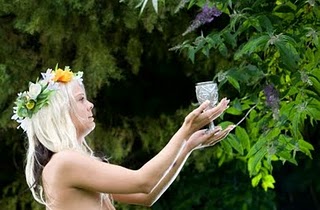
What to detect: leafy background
<box><xmin>0</xmin><ymin>0</ymin><xmax>319</xmax><ymax>209</ymax></box>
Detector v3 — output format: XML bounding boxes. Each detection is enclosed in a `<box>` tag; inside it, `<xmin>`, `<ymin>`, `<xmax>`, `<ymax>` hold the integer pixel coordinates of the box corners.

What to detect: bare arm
<box><xmin>136</xmin><ymin>98</ymin><xmax>230</xmax><ymax>194</ymax></box>
<box><xmin>112</xmin><ymin>142</ymin><xmax>192</xmax><ymax>206</ymax></box>
<box><xmin>112</xmin><ymin>124</ymin><xmax>235</xmax><ymax>206</ymax></box>
<box><xmin>131</xmin><ymin>98</ymin><xmax>229</xmax><ymax>193</ymax></box>
<box><xmin>51</xmin><ymin>99</ymin><xmax>229</xmax><ymax>195</ymax></box>
<box><xmin>112</xmin><ymin>99</ymin><xmax>234</xmax><ymax>205</ymax></box>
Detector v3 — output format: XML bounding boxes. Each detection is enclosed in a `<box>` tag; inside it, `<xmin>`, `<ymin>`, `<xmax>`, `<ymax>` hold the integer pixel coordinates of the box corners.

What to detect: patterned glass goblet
<box><xmin>195</xmin><ymin>81</ymin><xmax>219</xmax><ymax>131</ymax></box>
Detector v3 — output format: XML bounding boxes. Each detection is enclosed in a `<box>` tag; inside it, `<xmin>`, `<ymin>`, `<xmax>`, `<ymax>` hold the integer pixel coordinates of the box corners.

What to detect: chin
<box><xmin>87</xmin><ymin>123</ymin><xmax>96</xmax><ymax>133</ymax></box>
<box><xmin>90</xmin><ymin>123</ymin><xmax>96</xmax><ymax>131</ymax></box>
<box><xmin>80</xmin><ymin>124</ymin><xmax>96</xmax><ymax>138</ymax></box>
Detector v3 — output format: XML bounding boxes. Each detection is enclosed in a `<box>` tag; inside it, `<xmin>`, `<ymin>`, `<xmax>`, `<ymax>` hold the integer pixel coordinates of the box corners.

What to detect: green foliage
<box><xmin>164</xmin><ymin>0</ymin><xmax>320</xmax><ymax>192</ymax></box>
<box><xmin>0</xmin><ymin>65</ymin><xmax>11</xmax><ymax>108</ymax></box>
<box><xmin>0</xmin><ymin>179</ymin><xmax>42</xmax><ymax>210</ymax></box>
<box><xmin>154</xmin><ymin>158</ymin><xmax>276</xmax><ymax>210</ymax></box>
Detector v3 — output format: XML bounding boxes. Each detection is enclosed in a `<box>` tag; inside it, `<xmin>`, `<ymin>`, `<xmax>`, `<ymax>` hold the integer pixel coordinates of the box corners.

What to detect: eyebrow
<box><xmin>75</xmin><ymin>93</ymin><xmax>86</xmax><ymax>98</ymax></box>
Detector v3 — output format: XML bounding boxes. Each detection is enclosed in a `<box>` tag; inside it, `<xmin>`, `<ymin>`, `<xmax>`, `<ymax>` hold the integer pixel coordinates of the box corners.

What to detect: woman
<box><xmin>12</xmin><ymin>65</ymin><xmax>235</xmax><ymax>210</ymax></box>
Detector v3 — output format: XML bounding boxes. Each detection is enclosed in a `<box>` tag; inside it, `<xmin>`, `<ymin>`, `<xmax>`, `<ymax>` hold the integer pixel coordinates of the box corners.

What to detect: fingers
<box><xmin>207</xmin><ymin>98</ymin><xmax>230</xmax><ymax>121</ymax></box>
<box><xmin>198</xmin><ymin>124</ymin><xmax>235</xmax><ymax>149</ymax></box>
<box><xmin>192</xmin><ymin>126</ymin><xmax>222</xmax><ymax>150</ymax></box>
<box><xmin>184</xmin><ymin>100</ymin><xmax>210</xmax><ymax>124</ymax></box>
<box><xmin>210</xmin><ymin>124</ymin><xmax>235</xmax><ymax>144</ymax></box>
<box><xmin>184</xmin><ymin>98</ymin><xmax>230</xmax><ymax>135</ymax></box>
<box><xmin>194</xmin><ymin>98</ymin><xmax>229</xmax><ymax>120</ymax></box>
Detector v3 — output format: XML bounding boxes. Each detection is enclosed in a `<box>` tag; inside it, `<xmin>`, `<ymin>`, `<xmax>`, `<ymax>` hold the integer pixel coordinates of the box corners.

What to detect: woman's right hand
<box><xmin>181</xmin><ymin>98</ymin><xmax>230</xmax><ymax>139</ymax></box>
<box><xmin>185</xmin><ymin>124</ymin><xmax>235</xmax><ymax>151</ymax></box>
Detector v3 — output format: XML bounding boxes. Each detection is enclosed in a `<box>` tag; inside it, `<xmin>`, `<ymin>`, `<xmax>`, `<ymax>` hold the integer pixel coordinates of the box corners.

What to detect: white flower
<box><xmin>18</xmin><ymin>118</ymin><xmax>29</xmax><ymax>131</ymax></box>
<box><xmin>47</xmin><ymin>82</ymin><xmax>59</xmax><ymax>91</ymax></box>
<box><xmin>75</xmin><ymin>71</ymin><xmax>83</xmax><ymax>82</ymax></box>
<box><xmin>11</xmin><ymin>113</ymin><xmax>19</xmax><ymax>120</ymax></box>
<box><xmin>17</xmin><ymin>91</ymin><xmax>27</xmax><ymax>99</ymax></box>
<box><xmin>28</xmin><ymin>83</ymin><xmax>42</xmax><ymax>100</ymax></box>
<box><xmin>41</xmin><ymin>68</ymin><xmax>54</xmax><ymax>83</ymax></box>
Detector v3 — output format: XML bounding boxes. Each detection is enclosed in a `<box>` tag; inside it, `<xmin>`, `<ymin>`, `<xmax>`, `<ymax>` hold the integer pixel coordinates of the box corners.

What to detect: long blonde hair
<box><xmin>24</xmin><ymin>79</ymin><xmax>95</xmax><ymax>206</ymax></box>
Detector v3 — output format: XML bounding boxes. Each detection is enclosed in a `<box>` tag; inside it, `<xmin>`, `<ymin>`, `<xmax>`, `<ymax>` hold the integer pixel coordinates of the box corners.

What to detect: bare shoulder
<box><xmin>52</xmin><ymin>150</ymin><xmax>86</xmax><ymax>162</ymax></box>
<box><xmin>46</xmin><ymin>150</ymin><xmax>84</xmax><ymax>168</ymax></box>
<box><xmin>43</xmin><ymin>150</ymin><xmax>91</xmax><ymax>182</ymax></box>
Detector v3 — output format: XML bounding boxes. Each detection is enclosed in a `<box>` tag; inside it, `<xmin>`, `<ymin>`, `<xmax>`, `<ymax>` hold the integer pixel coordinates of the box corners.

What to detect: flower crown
<box><xmin>12</xmin><ymin>64</ymin><xmax>83</xmax><ymax>131</ymax></box>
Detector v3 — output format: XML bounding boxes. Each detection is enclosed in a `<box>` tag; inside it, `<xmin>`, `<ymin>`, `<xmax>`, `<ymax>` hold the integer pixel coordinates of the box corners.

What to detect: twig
<box><xmin>235</xmin><ymin>104</ymin><xmax>257</xmax><ymax>127</ymax></box>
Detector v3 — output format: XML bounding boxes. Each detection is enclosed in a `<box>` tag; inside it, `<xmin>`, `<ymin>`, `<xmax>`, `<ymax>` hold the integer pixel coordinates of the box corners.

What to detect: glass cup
<box><xmin>195</xmin><ymin>81</ymin><xmax>218</xmax><ymax>131</ymax></box>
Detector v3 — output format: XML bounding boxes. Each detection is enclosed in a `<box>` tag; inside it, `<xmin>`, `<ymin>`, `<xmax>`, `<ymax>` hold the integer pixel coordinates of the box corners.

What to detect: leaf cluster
<box><xmin>164</xmin><ymin>0</ymin><xmax>320</xmax><ymax>192</ymax></box>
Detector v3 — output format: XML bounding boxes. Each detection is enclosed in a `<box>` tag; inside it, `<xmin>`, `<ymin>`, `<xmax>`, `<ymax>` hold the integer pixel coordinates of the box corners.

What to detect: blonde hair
<box><xmin>24</xmin><ymin>79</ymin><xmax>95</xmax><ymax>206</ymax></box>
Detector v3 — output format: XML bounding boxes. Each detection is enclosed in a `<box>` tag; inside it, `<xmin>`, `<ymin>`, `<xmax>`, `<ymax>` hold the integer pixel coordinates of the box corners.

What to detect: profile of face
<box><xmin>70</xmin><ymin>82</ymin><xmax>95</xmax><ymax>140</ymax></box>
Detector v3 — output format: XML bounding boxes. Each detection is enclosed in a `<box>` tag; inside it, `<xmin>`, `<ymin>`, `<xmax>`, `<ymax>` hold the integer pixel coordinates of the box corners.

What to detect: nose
<box><xmin>88</xmin><ymin>101</ymin><xmax>94</xmax><ymax>110</ymax></box>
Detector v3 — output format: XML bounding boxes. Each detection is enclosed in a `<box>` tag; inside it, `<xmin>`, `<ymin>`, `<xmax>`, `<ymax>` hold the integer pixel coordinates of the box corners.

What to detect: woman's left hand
<box><xmin>181</xmin><ymin>98</ymin><xmax>230</xmax><ymax>139</ymax></box>
<box><xmin>186</xmin><ymin>124</ymin><xmax>235</xmax><ymax>151</ymax></box>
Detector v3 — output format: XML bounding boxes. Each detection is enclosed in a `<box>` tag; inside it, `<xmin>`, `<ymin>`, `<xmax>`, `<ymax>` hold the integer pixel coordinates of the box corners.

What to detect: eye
<box><xmin>79</xmin><ymin>96</ymin><xmax>85</xmax><ymax>102</ymax></box>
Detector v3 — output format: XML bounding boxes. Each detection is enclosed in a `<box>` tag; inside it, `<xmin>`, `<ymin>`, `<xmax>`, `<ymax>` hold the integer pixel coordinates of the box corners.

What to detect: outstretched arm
<box><xmin>112</xmin><ymin>139</ymin><xmax>193</xmax><ymax>206</ymax></box>
<box><xmin>51</xmin><ymin>99</ymin><xmax>230</xmax><ymax>198</ymax></box>
<box><xmin>129</xmin><ymin>98</ymin><xmax>230</xmax><ymax>193</ymax></box>
<box><xmin>113</xmin><ymin>100</ymin><xmax>234</xmax><ymax>206</ymax></box>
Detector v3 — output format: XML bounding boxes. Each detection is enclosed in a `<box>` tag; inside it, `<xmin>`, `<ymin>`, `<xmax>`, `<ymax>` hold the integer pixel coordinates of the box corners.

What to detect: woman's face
<box><xmin>70</xmin><ymin>82</ymin><xmax>95</xmax><ymax>139</ymax></box>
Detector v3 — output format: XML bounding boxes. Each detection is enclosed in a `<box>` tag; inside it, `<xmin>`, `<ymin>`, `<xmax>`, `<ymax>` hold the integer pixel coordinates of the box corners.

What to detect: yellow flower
<box><xmin>26</xmin><ymin>100</ymin><xmax>35</xmax><ymax>110</ymax></box>
<box><xmin>53</xmin><ymin>68</ymin><xmax>73</xmax><ymax>83</ymax></box>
